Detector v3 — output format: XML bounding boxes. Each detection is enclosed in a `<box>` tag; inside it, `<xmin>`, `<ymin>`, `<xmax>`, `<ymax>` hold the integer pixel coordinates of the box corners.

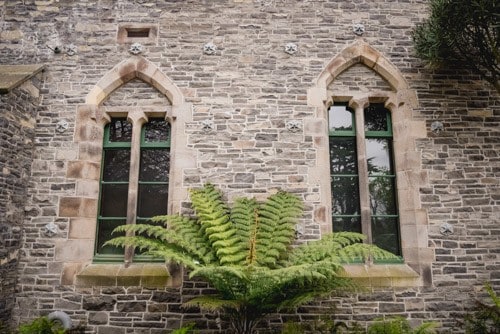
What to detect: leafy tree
<box><xmin>412</xmin><ymin>0</ymin><xmax>500</xmax><ymax>92</ymax></box>
<box><xmin>106</xmin><ymin>184</ymin><xmax>397</xmax><ymax>334</ymax></box>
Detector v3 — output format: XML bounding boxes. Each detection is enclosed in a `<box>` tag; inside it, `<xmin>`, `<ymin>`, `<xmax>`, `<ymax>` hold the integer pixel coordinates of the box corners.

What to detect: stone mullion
<box><xmin>352</xmin><ymin>100</ymin><xmax>372</xmax><ymax>245</ymax></box>
<box><xmin>124</xmin><ymin>110</ymin><xmax>148</xmax><ymax>266</ymax></box>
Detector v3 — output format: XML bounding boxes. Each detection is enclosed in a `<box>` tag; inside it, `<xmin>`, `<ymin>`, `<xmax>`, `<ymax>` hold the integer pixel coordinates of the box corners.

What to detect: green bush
<box><xmin>18</xmin><ymin>317</ymin><xmax>66</xmax><ymax>334</ymax></box>
<box><xmin>462</xmin><ymin>284</ymin><xmax>500</xmax><ymax>334</ymax></box>
<box><xmin>367</xmin><ymin>317</ymin><xmax>438</xmax><ymax>334</ymax></box>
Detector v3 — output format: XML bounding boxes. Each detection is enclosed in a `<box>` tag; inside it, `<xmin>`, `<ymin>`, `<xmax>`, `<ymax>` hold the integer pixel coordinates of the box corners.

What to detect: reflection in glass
<box><xmin>366</xmin><ymin>139</ymin><xmax>393</xmax><ymax>175</ymax></box>
<box><xmin>329</xmin><ymin>137</ymin><xmax>357</xmax><ymax>174</ymax></box>
<box><xmin>96</xmin><ymin>219</ymin><xmax>125</xmax><ymax>254</ymax></box>
<box><xmin>328</xmin><ymin>105</ymin><xmax>353</xmax><ymax>132</ymax></box>
<box><xmin>108</xmin><ymin>119</ymin><xmax>132</xmax><ymax>142</ymax></box>
<box><xmin>332</xmin><ymin>176</ymin><xmax>360</xmax><ymax>216</ymax></box>
<box><xmin>372</xmin><ymin>217</ymin><xmax>400</xmax><ymax>255</ymax></box>
<box><xmin>333</xmin><ymin>216</ymin><xmax>361</xmax><ymax>233</ymax></box>
<box><xmin>140</xmin><ymin>150</ymin><xmax>170</xmax><ymax>182</ymax></box>
<box><xmin>138</xmin><ymin>184</ymin><xmax>168</xmax><ymax>217</ymax></box>
<box><xmin>102</xmin><ymin>150</ymin><xmax>130</xmax><ymax>181</ymax></box>
<box><xmin>369</xmin><ymin>176</ymin><xmax>397</xmax><ymax>215</ymax></box>
<box><xmin>364</xmin><ymin>104</ymin><xmax>388</xmax><ymax>132</ymax></box>
<box><xmin>100</xmin><ymin>184</ymin><xmax>128</xmax><ymax>217</ymax></box>
<box><xmin>144</xmin><ymin>119</ymin><xmax>170</xmax><ymax>143</ymax></box>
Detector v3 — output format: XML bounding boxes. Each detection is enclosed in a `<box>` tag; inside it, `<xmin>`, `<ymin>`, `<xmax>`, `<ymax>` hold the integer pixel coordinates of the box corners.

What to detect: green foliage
<box><xmin>282</xmin><ymin>318</ymin><xmax>364</xmax><ymax>334</ymax></box>
<box><xmin>107</xmin><ymin>184</ymin><xmax>398</xmax><ymax>334</ymax></box>
<box><xmin>18</xmin><ymin>317</ymin><xmax>66</xmax><ymax>334</ymax></box>
<box><xmin>367</xmin><ymin>317</ymin><xmax>438</xmax><ymax>334</ymax></box>
<box><xmin>412</xmin><ymin>0</ymin><xmax>500</xmax><ymax>92</ymax></box>
<box><xmin>462</xmin><ymin>283</ymin><xmax>500</xmax><ymax>334</ymax></box>
<box><xmin>171</xmin><ymin>322</ymin><xmax>197</xmax><ymax>334</ymax></box>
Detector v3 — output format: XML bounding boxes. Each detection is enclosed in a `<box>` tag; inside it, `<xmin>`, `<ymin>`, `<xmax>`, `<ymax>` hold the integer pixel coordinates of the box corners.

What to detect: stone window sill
<box><xmin>75</xmin><ymin>263</ymin><xmax>182</xmax><ymax>288</ymax></box>
<box><xmin>342</xmin><ymin>263</ymin><xmax>421</xmax><ymax>287</ymax></box>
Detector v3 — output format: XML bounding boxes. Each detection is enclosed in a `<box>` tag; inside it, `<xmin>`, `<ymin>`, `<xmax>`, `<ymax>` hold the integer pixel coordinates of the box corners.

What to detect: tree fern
<box><xmin>107</xmin><ymin>184</ymin><xmax>400</xmax><ymax>334</ymax></box>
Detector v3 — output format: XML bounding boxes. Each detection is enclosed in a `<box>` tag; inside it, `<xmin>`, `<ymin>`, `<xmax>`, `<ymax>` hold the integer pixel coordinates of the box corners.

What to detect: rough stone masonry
<box><xmin>0</xmin><ymin>0</ymin><xmax>498</xmax><ymax>333</ymax></box>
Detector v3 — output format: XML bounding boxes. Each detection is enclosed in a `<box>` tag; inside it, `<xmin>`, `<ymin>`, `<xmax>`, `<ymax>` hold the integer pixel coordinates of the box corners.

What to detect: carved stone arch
<box><xmin>85</xmin><ymin>55</ymin><xmax>184</xmax><ymax>108</ymax></box>
<box><xmin>315</xmin><ymin>39</ymin><xmax>409</xmax><ymax>92</ymax></box>
<box><xmin>306</xmin><ymin>40</ymin><xmax>432</xmax><ymax>286</ymax></box>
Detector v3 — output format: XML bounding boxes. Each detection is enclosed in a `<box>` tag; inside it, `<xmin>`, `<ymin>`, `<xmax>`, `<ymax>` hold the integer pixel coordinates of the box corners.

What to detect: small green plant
<box><xmin>282</xmin><ymin>318</ymin><xmax>364</xmax><ymax>334</ymax></box>
<box><xmin>462</xmin><ymin>284</ymin><xmax>500</xmax><ymax>334</ymax></box>
<box><xmin>18</xmin><ymin>316</ymin><xmax>66</xmax><ymax>334</ymax></box>
<box><xmin>171</xmin><ymin>322</ymin><xmax>197</xmax><ymax>334</ymax></box>
<box><xmin>367</xmin><ymin>317</ymin><xmax>438</xmax><ymax>334</ymax></box>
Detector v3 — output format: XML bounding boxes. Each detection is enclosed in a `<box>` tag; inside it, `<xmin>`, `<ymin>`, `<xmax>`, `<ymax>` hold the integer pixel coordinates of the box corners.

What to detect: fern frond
<box><xmin>190</xmin><ymin>184</ymin><xmax>245</xmax><ymax>266</ymax></box>
<box><xmin>184</xmin><ymin>295</ymin><xmax>242</xmax><ymax>312</ymax></box>
<box><xmin>231</xmin><ymin>197</ymin><xmax>259</xmax><ymax>265</ymax></box>
<box><xmin>255</xmin><ymin>191</ymin><xmax>303</xmax><ymax>267</ymax></box>
<box><xmin>104</xmin><ymin>235</ymin><xmax>201</xmax><ymax>269</ymax></box>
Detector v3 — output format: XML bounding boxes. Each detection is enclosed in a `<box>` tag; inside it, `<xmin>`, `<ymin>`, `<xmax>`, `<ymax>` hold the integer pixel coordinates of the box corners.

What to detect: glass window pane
<box><xmin>108</xmin><ymin>119</ymin><xmax>132</xmax><ymax>142</ymax></box>
<box><xmin>139</xmin><ymin>149</ymin><xmax>170</xmax><ymax>182</ymax></box>
<box><xmin>332</xmin><ymin>176</ymin><xmax>360</xmax><ymax>215</ymax></box>
<box><xmin>100</xmin><ymin>184</ymin><xmax>128</xmax><ymax>217</ymax></box>
<box><xmin>333</xmin><ymin>216</ymin><xmax>361</xmax><ymax>233</ymax></box>
<box><xmin>329</xmin><ymin>137</ymin><xmax>357</xmax><ymax>174</ymax></box>
<box><xmin>372</xmin><ymin>217</ymin><xmax>400</xmax><ymax>256</ymax></box>
<box><xmin>102</xmin><ymin>149</ymin><xmax>130</xmax><ymax>181</ymax></box>
<box><xmin>364</xmin><ymin>104</ymin><xmax>388</xmax><ymax>132</ymax></box>
<box><xmin>369</xmin><ymin>176</ymin><xmax>397</xmax><ymax>215</ymax></box>
<box><xmin>96</xmin><ymin>219</ymin><xmax>125</xmax><ymax>255</ymax></box>
<box><xmin>328</xmin><ymin>105</ymin><xmax>353</xmax><ymax>132</ymax></box>
<box><xmin>366</xmin><ymin>138</ymin><xmax>393</xmax><ymax>175</ymax></box>
<box><xmin>138</xmin><ymin>184</ymin><xmax>168</xmax><ymax>217</ymax></box>
<box><xmin>144</xmin><ymin>119</ymin><xmax>170</xmax><ymax>143</ymax></box>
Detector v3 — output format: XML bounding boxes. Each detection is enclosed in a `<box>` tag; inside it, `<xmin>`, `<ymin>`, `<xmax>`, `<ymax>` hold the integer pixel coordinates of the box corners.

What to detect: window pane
<box><xmin>102</xmin><ymin>149</ymin><xmax>130</xmax><ymax>181</ymax></box>
<box><xmin>364</xmin><ymin>104</ymin><xmax>388</xmax><ymax>132</ymax></box>
<box><xmin>139</xmin><ymin>149</ymin><xmax>170</xmax><ymax>182</ymax></box>
<box><xmin>144</xmin><ymin>119</ymin><xmax>170</xmax><ymax>143</ymax></box>
<box><xmin>96</xmin><ymin>219</ymin><xmax>125</xmax><ymax>255</ymax></box>
<box><xmin>137</xmin><ymin>184</ymin><xmax>168</xmax><ymax>217</ymax></box>
<box><xmin>333</xmin><ymin>216</ymin><xmax>361</xmax><ymax>233</ymax></box>
<box><xmin>329</xmin><ymin>137</ymin><xmax>357</xmax><ymax>174</ymax></box>
<box><xmin>372</xmin><ymin>217</ymin><xmax>400</xmax><ymax>256</ymax></box>
<box><xmin>108</xmin><ymin>119</ymin><xmax>132</xmax><ymax>142</ymax></box>
<box><xmin>369</xmin><ymin>176</ymin><xmax>397</xmax><ymax>215</ymax></box>
<box><xmin>100</xmin><ymin>184</ymin><xmax>128</xmax><ymax>217</ymax></box>
<box><xmin>328</xmin><ymin>105</ymin><xmax>353</xmax><ymax>132</ymax></box>
<box><xmin>366</xmin><ymin>138</ymin><xmax>393</xmax><ymax>175</ymax></box>
<box><xmin>332</xmin><ymin>176</ymin><xmax>360</xmax><ymax>215</ymax></box>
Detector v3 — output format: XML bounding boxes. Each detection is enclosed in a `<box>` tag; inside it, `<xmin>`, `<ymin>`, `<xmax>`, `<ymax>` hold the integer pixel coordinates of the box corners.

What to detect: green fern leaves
<box><xmin>106</xmin><ymin>183</ymin><xmax>400</xmax><ymax>334</ymax></box>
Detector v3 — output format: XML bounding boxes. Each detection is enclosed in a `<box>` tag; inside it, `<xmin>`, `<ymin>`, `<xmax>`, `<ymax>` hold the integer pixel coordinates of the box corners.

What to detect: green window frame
<box><xmin>329</xmin><ymin>102</ymin><xmax>402</xmax><ymax>259</ymax></box>
<box><xmin>95</xmin><ymin>117</ymin><xmax>171</xmax><ymax>263</ymax></box>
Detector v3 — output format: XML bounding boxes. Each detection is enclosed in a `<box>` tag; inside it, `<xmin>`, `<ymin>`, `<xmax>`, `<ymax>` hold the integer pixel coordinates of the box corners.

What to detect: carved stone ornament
<box><xmin>284</xmin><ymin>43</ymin><xmax>298</xmax><ymax>55</ymax></box>
<box><xmin>295</xmin><ymin>224</ymin><xmax>305</xmax><ymax>239</ymax></box>
<box><xmin>439</xmin><ymin>223</ymin><xmax>454</xmax><ymax>236</ymax></box>
<box><xmin>65</xmin><ymin>44</ymin><xmax>77</xmax><ymax>56</ymax></box>
<box><xmin>56</xmin><ymin>119</ymin><xmax>69</xmax><ymax>133</ymax></box>
<box><xmin>353</xmin><ymin>23</ymin><xmax>365</xmax><ymax>36</ymax></box>
<box><xmin>201</xmin><ymin>119</ymin><xmax>214</xmax><ymax>132</ymax></box>
<box><xmin>203</xmin><ymin>42</ymin><xmax>217</xmax><ymax>55</ymax></box>
<box><xmin>286</xmin><ymin>120</ymin><xmax>302</xmax><ymax>132</ymax></box>
<box><xmin>129</xmin><ymin>42</ymin><xmax>144</xmax><ymax>55</ymax></box>
<box><xmin>431</xmin><ymin>121</ymin><xmax>444</xmax><ymax>133</ymax></box>
<box><xmin>43</xmin><ymin>222</ymin><xmax>59</xmax><ymax>237</ymax></box>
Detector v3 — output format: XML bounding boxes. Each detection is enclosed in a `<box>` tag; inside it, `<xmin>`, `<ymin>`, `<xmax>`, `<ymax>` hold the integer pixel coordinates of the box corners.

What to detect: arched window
<box><xmin>96</xmin><ymin>117</ymin><xmax>171</xmax><ymax>261</ymax></box>
<box><xmin>329</xmin><ymin>102</ymin><xmax>400</xmax><ymax>256</ymax></box>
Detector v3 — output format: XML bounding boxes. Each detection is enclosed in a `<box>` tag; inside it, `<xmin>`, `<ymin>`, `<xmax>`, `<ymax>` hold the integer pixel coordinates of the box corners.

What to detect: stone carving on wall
<box><xmin>129</xmin><ymin>42</ymin><xmax>144</xmax><ymax>55</ymax></box>
<box><xmin>284</xmin><ymin>43</ymin><xmax>298</xmax><ymax>55</ymax></box>
<box><xmin>43</xmin><ymin>222</ymin><xmax>59</xmax><ymax>237</ymax></box>
<box><xmin>201</xmin><ymin>119</ymin><xmax>214</xmax><ymax>132</ymax></box>
<box><xmin>203</xmin><ymin>42</ymin><xmax>217</xmax><ymax>55</ymax></box>
<box><xmin>56</xmin><ymin>119</ymin><xmax>69</xmax><ymax>133</ymax></box>
<box><xmin>286</xmin><ymin>120</ymin><xmax>302</xmax><ymax>132</ymax></box>
<box><xmin>353</xmin><ymin>23</ymin><xmax>365</xmax><ymax>36</ymax></box>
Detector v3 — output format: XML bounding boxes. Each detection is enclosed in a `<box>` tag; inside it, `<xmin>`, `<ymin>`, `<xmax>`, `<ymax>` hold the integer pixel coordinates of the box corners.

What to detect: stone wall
<box><xmin>0</xmin><ymin>0</ymin><xmax>498</xmax><ymax>333</ymax></box>
<box><xmin>0</xmin><ymin>77</ymin><xmax>41</xmax><ymax>327</ymax></box>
